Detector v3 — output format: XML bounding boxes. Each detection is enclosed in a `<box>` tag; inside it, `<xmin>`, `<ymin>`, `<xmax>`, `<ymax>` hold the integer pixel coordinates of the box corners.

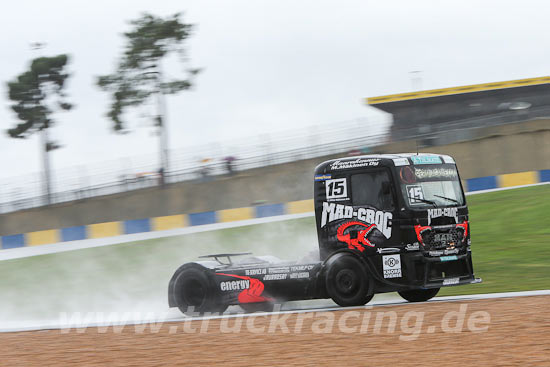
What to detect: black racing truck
<box><xmin>168</xmin><ymin>153</ymin><xmax>481</xmax><ymax>315</ymax></box>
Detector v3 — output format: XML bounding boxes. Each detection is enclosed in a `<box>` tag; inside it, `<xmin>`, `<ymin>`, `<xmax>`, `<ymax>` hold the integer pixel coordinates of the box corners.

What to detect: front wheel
<box><xmin>398</xmin><ymin>288</ymin><xmax>440</xmax><ymax>302</ymax></box>
<box><xmin>325</xmin><ymin>253</ymin><xmax>373</xmax><ymax>307</ymax></box>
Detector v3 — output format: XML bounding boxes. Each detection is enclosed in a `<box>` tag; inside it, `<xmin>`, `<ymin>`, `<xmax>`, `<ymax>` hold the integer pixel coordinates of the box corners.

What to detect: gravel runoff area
<box><xmin>1</xmin><ymin>295</ymin><xmax>549</xmax><ymax>366</ymax></box>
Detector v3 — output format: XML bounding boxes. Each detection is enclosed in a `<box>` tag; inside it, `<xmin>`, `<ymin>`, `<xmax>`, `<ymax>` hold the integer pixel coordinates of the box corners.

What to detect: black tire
<box><xmin>240</xmin><ymin>302</ymin><xmax>275</xmax><ymax>313</ymax></box>
<box><xmin>173</xmin><ymin>267</ymin><xmax>227</xmax><ymax>315</ymax></box>
<box><xmin>398</xmin><ymin>288</ymin><xmax>440</xmax><ymax>302</ymax></box>
<box><xmin>325</xmin><ymin>253</ymin><xmax>373</xmax><ymax>307</ymax></box>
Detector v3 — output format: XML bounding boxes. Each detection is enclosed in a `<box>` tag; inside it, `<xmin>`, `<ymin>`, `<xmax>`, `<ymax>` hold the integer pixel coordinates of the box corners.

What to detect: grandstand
<box><xmin>367</xmin><ymin>76</ymin><xmax>550</xmax><ymax>145</ymax></box>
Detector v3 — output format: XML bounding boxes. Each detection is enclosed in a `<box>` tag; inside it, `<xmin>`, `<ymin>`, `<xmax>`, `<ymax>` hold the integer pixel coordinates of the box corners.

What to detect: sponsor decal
<box><xmin>428</xmin><ymin>248</ymin><xmax>459</xmax><ymax>256</ymax></box>
<box><xmin>245</xmin><ymin>268</ymin><xmax>267</xmax><ymax>276</ymax></box>
<box><xmin>443</xmin><ymin>277</ymin><xmax>460</xmax><ymax>286</ymax></box>
<box><xmin>414</xmin><ymin>167</ymin><xmax>458</xmax><ymax>180</ymax></box>
<box><xmin>218</xmin><ymin>273</ymin><xmax>272</xmax><ymax>303</ymax></box>
<box><xmin>411</xmin><ymin>156</ymin><xmax>442</xmax><ymax>165</ymax></box>
<box><xmin>427</xmin><ymin>207</ymin><xmax>458</xmax><ymax>225</ymax></box>
<box><xmin>290</xmin><ymin>264</ymin><xmax>315</xmax><ymax>272</ymax></box>
<box><xmin>382</xmin><ymin>254</ymin><xmax>402</xmax><ymax>278</ymax></box>
<box><xmin>405</xmin><ymin>243</ymin><xmax>420</xmax><ymax>251</ymax></box>
<box><xmin>268</xmin><ymin>267</ymin><xmax>290</xmax><ymax>274</ymax></box>
<box><xmin>440</xmin><ymin>255</ymin><xmax>458</xmax><ymax>262</ymax></box>
<box><xmin>220</xmin><ymin>279</ymin><xmax>250</xmax><ymax>291</ymax></box>
<box><xmin>376</xmin><ymin>247</ymin><xmax>400</xmax><ymax>254</ymax></box>
<box><xmin>325</xmin><ymin>178</ymin><xmax>348</xmax><ymax>201</ymax></box>
<box><xmin>264</xmin><ymin>274</ymin><xmax>287</xmax><ymax>280</ymax></box>
<box><xmin>434</xmin><ymin>233</ymin><xmax>454</xmax><ymax>243</ymax></box>
<box><xmin>330</xmin><ymin>158</ymin><xmax>380</xmax><ymax>170</ymax></box>
<box><xmin>399</xmin><ymin>166</ymin><xmax>416</xmax><ymax>184</ymax></box>
<box><xmin>337</xmin><ymin>221</ymin><xmax>376</xmax><ymax>252</ymax></box>
<box><xmin>289</xmin><ymin>272</ymin><xmax>310</xmax><ymax>279</ymax></box>
<box><xmin>315</xmin><ymin>174</ymin><xmax>332</xmax><ymax>181</ymax></box>
<box><xmin>320</xmin><ymin>202</ymin><xmax>392</xmax><ymax>239</ymax></box>
<box><xmin>392</xmin><ymin>157</ymin><xmax>409</xmax><ymax>166</ymax></box>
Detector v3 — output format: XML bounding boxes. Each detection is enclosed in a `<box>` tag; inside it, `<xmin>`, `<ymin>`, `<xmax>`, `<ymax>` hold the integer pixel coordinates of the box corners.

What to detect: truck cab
<box><xmin>168</xmin><ymin>153</ymin><xmax>481</xmax><ymax>315</ymax></box>
<box><xmin>314</xmin><ymin>153</ymin><xmax>480</xmax><ymax>303</ymax></box>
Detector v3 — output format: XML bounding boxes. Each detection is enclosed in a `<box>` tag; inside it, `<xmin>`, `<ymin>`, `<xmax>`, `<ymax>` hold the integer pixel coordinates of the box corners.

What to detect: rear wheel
<box><xmin>173</xmin><ymin>267</ymin><xmax>227</xmax><ymax>315</ymax></box>
<box><xmin>325</xmin><ymin>254</ymin><xmax>373</xmax><ymax>307</ymax></box>
<box><xmin>398</xmin><ymin>288</ymin><xmax>440</xmax><ymax>302</ymax></box>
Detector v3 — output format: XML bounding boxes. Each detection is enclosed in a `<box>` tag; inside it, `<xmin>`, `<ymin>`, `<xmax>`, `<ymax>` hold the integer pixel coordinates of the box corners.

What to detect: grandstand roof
<box><xmin>366</xmin><ymin>76</ymin><xmax>550</xmax><ymax>105</ymax></box>
<box><xmin>365</xmin><ymin>76</ymin><xmax>550</xmax><ymax>142</ymax></box>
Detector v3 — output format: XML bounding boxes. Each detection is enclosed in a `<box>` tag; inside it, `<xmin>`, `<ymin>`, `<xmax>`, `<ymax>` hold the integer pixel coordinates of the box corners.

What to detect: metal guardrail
<box><xmin>0</xmin><ymin>118</ymin><xmax>388</xmax><ymax>214</ymax></box>
<box><xmin>3</xmin><ymin>110</ymin><xmax>544</xmax><ymax>215</ymax></box>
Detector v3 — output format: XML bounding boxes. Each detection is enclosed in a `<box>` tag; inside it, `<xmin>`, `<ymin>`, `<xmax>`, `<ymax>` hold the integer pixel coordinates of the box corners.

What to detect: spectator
<box><xmin>199</xmin><ymin>158</ymin><xmax>212</xmax><ymax>181</ymax></box>
<box><xmin>158</xmin><ymin>167</ymin><xmax>165</xmax><ymax>186</ymax></box>
<box><xmin>225</xmin><ymin>156</ymin><xmax>236</xmax><ymax>176</ymax></box>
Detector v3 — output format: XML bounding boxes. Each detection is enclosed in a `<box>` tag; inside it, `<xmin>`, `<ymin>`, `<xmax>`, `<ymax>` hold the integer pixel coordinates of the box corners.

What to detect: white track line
<box><xmin>0</xmin><ymin>212</ymin><xmax>313</xmax><ymax>261</ymax></box>
<box><xmin>2</xmin><ymin>182</ymin><xmax>550</xmax><ymax>261</ymax></box>
<box><xmin>2</xmin><ymin>289</ymin><xmax>549</xmax><ymax>333</ymax></box>
<box><xmin>466</xmin><ymin>181</ymin><xmax>550</xmax><ymax>195</ymax></box>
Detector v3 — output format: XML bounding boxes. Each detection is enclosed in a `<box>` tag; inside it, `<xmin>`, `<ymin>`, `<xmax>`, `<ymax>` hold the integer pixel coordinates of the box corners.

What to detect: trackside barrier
<box><xmin>0</xmin><ymin>201</ymin><xmax>314</xmax><ymax>249</ymax></box>
<box><xmin>1</xmin><ymin>170</ymin><xmax>549</xmax><ymax>250</ymax></box>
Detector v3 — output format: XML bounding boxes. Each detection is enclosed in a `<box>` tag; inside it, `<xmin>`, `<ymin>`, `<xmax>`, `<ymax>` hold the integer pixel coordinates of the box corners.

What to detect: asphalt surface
<box><xmin>2</xmin><ymin>289</ymin><xmax>549</xmax><ymax>333</ymax></box>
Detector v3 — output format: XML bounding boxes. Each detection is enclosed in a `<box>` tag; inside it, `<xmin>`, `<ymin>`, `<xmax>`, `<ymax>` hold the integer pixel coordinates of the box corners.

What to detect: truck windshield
<box><xmin>397</xmin><ymin>164</ymin><xmax>465</xmax><ymax>208</ymax></box>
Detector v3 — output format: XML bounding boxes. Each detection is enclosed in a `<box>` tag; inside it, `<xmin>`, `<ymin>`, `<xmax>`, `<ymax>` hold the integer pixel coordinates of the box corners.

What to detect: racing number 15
<box><xmin>407</xmin><ymin>185</ymin><xmax>424</xmax><ymax>204</ymax></box>
<box><xmin>326</xmin><ymin>178</ymin><xmax>347</xmax><ymax>199</ymax></box>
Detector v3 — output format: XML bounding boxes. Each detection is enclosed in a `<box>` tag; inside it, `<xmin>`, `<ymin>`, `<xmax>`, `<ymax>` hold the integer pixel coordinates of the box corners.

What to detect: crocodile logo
<box><xmin>337</xmin><ymin>221</ymin><xmax>377</xmax><ymax>252</ymax></box>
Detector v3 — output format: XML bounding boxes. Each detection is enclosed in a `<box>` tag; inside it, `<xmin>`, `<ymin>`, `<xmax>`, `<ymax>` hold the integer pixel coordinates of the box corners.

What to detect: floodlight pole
<box><xmin>40</xmin><ymin>127</ymin><xmax>52</xmax><ymax>205</ymax></box>
<box><xmin>155</xmin><ymin>67</ymin><xmax>169</xmax><ymax>183</ymax></box>
<box><xmin>32</xmin><ymin>41</ymin><xmax>53</xmax><ymax>205</ymax></box>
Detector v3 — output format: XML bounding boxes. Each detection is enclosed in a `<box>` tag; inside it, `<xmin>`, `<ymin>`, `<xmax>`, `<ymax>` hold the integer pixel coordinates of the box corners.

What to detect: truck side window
<box><xmin>351</xmin><ymin>171</ymin><xmax>394</xmax><ymax>210</ymax></box>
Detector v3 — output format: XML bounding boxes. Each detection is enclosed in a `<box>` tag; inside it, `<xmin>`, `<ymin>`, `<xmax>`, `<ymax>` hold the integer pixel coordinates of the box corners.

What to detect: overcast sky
<box><xmin>1</xmin><ymin>0</ymin><xmax>549</xmax><ymax>179</ymax></box>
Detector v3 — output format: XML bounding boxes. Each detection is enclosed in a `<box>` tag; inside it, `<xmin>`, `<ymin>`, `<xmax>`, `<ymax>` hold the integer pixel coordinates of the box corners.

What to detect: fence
<box><xmin>0</xmin><ymin>117</ymin><xmax>389</xmax><ymax>214</ymax></box>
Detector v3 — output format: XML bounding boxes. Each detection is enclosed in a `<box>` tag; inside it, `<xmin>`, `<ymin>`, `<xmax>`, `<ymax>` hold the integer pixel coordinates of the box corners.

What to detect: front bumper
<box><xmin>423</xmin><ymin>275</ymin><xmax>482</xmax><ymax>289</ymax></box>
<box><xmin>390</xmin><ymin>250</ymin><xmax>480</xmax><ymax>290</ymax></box>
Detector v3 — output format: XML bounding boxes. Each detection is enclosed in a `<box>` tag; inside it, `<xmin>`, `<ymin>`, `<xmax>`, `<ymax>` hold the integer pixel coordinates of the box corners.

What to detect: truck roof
<box><xmin>315</xmin><ymin>153</ymin><xmax>456</xmax><ymax>175</ymax></box>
